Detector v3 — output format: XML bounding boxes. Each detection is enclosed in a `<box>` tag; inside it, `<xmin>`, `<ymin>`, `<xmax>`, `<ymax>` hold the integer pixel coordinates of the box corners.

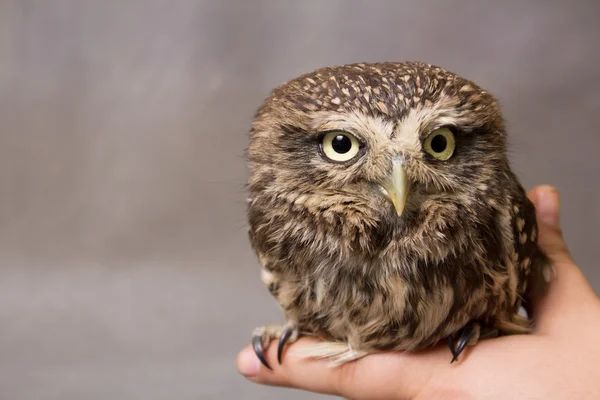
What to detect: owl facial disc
<box><xmin>379</xmin><ymin>157</ymin><xmax>409</xmax><ymax>216</ymax></box>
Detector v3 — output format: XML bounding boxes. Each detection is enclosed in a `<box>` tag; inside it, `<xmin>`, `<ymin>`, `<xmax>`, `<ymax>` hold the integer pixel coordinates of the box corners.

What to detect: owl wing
<box><xmin>511</xmin><ymin>185</ymin><xmax>551</xmax><ymax>311</ymax></box>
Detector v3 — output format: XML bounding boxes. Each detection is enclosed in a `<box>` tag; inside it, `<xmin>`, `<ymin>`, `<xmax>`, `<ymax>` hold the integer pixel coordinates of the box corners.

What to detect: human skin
<box><xmin>236</xmin><ymin>185</ymin><xmax>600</xmax><ymax>399</ymax></box>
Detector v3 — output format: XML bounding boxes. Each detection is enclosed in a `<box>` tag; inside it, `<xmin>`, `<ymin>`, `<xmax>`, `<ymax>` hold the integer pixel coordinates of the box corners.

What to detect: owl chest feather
<box><xmin>263</xmin><ymin>247</ymin><xmax>515</xmax><ymax>351</ymax></box>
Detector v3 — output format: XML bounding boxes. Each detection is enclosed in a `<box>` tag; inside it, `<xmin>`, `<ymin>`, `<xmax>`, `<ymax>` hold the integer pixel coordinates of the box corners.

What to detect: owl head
<box><xmin>247</xmin><ymin>62</ymin><xmax>509</xmax><ymax>267</ymax></box>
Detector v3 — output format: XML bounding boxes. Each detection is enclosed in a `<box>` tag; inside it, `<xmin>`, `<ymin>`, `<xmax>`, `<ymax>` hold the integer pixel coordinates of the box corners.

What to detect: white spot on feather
<box><xmin>260</xmin><ymin>268</ymin><xmax>275</xmax><ymax>285</ymax></box>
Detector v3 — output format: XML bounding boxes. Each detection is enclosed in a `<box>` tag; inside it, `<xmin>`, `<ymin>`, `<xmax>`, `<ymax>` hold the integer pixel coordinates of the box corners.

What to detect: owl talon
<box><xmin>450</xmin><ymin>322</ymin><xmax>481</xmax><ymax>363</ymax></box>
<box><xmin>277</xmin><ymin>325</ymin><xmax>295</xmax><ymax>364</ymax></box>
<box><xmin>447</xmin><ymin>336</ymin><xmax>457</xmax><ymax>358</ymax></box>
<box><xmin>251</xmin><ymin>324</ymin><xmax>298</xmax><ymax>369</ymax></box>
<box><xmin>252</xmin><ymin>333</ymin><xmax>272</xmax><ymax>370</ymax></box>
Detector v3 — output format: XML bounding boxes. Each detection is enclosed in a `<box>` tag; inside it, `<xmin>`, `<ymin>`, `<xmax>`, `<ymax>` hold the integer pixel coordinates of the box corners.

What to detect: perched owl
<box><xmin>246</xmin><ymin>62</ymin><xmax>549</xmax><ymax>369</ymax></box>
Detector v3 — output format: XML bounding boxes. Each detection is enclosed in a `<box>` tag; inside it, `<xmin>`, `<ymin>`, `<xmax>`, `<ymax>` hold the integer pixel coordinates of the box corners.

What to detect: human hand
<box><xmin>236</xmin><ymin>185</ymin><xmax>600</xmax><ymax>399</ymax></box>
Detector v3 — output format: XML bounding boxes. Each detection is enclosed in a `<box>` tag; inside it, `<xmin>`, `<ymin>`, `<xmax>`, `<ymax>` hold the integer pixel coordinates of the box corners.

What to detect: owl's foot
<box><xmin>447</xmin><ymin>322</ymin><xmax>498</xmax><ymax>363</ymax></box>
<box><xmin>252</xmin><ymin>323</ymin><xmax>299</xmax><ymax>370</ymax></box>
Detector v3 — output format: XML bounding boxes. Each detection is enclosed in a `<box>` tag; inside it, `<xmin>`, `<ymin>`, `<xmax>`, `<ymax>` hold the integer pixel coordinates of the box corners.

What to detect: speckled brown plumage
<box><xmin>246</xmin><ymin>61</ymin><xmax>549</xmax><ymax>365</ymax></box>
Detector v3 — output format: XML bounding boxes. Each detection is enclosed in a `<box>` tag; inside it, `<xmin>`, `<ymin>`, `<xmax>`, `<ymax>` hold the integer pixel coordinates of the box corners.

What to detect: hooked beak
<box><xmin>379</xmin><ymin>157</ymin><xmax>410</xmax><ymax>216</ymax></box>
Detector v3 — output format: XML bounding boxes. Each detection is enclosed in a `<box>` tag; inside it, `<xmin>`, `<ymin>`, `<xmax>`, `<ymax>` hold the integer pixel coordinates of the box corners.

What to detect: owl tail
<box><xmin>291</xmin><ymin>341</ymin><xmax>369</xmax><ymax>366</ymax></box>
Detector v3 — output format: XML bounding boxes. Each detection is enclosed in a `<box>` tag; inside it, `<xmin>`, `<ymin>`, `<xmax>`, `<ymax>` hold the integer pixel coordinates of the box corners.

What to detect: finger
<box><xmin>529</xmin><ymin>186</ymin><xmax>574</xmax><ymax>267</ymax></box>
<box><xmin>527</xmin><ymin>186</ymin><xmax>599</xmax><ymax>333</ymax></box>
<box><xmin>236</xmin><ymin>337</ymin><xmax>448</xmax><ymax>399</ymax></box>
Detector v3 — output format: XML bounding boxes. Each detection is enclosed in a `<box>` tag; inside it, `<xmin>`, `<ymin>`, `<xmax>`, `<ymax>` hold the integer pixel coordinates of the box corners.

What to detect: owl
<box><xmin>246</xmin><ymin>62</ymin><xmax>549</xmax><ymax>369</ymax></box>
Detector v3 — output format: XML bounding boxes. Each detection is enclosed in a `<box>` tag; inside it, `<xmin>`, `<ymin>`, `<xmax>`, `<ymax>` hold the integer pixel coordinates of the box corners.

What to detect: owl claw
<box><xmin>450</xmin><ymin>332</ymin><xmax>472</xmax><ymax>364</ymax></box>
<box><xmin>277</xmin><ymin>325</ymin><xmax>294</xmax><ymax>364</ymax></box>
<box><xmin>447</xmin><ymin>336</ymin><xmax>457</xmax><ymax>358</ymax></box>
<box><xmin>449</xmin><ymin>322</ymin><xmax>481</xmax><ymax>363</ymax></box>
<box><xmin>252</xmin><ymin>333</ymin><xmax>272</xmax><ymax>370</ymax></box>
<box><xmin>251</xmin><ymin>324</ymin><xmax>298</xmax><ymax>369</ymax></box>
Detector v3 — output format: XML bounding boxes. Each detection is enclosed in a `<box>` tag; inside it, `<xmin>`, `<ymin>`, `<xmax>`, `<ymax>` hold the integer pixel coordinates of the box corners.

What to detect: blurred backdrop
<box><xmin>0</xmin><ymin>1</ymin><xmax>598</xmax><ymax>399</ymax></box>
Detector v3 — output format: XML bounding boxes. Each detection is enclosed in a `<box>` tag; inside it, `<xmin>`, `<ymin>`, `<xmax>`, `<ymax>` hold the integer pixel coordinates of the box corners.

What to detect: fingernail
<box><xmin>535</xmin><ymin>186</ymin><xmax>560</xmax><ymax>227</ymax></box>
<box><xmin>237</xmin><ymin>348</ymin><xmax>260</xmax><ymax>378</ymax></box>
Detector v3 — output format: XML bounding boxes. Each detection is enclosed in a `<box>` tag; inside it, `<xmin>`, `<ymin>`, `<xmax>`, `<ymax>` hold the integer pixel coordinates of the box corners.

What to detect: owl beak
<box><xmin>380</xmin><ymin>157</ymin><xmax>410</xmax><ymax>216</ymax></box>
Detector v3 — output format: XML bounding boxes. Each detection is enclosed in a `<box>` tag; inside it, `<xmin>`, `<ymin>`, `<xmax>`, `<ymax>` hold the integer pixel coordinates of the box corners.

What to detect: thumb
<box><xmin>528</xmin><ymin>185</ymin><xmax>598</xmax><ymax>333</ymax></box>
<box><xmin>532</xmin><ymin>185</ymin><xmax>574</xmax><ymax>267</ymax></box>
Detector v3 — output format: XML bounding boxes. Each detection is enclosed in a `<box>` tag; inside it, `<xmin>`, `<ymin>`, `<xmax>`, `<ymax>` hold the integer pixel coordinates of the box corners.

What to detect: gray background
<box><xmin>0</xmin><ymin>1</ymin><xmax>598</xmax><ymax>399</ymax></box>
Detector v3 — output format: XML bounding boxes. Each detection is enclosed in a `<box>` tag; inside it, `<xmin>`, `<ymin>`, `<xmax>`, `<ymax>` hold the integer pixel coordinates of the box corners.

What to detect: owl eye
<box><xmin>320</xmin><ymin>131</ymin><xmax>361</xmax><ymax>162</ymax></box>
<box><xmin>424</xmin><ymin>127</ymin><xmax>456</xmax><ymax>160</ymax></box>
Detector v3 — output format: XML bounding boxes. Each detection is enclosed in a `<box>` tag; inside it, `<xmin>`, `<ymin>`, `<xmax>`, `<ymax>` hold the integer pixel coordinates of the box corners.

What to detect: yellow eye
<box><xmin>321</xmin><ymin>131</ymin><xmax>361</xmax><ymax>162</ymax></box>
<box><xmin>424</xmin><ymin>127</ymin><xmax>455</xmax><ymax>160</ymax></box>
